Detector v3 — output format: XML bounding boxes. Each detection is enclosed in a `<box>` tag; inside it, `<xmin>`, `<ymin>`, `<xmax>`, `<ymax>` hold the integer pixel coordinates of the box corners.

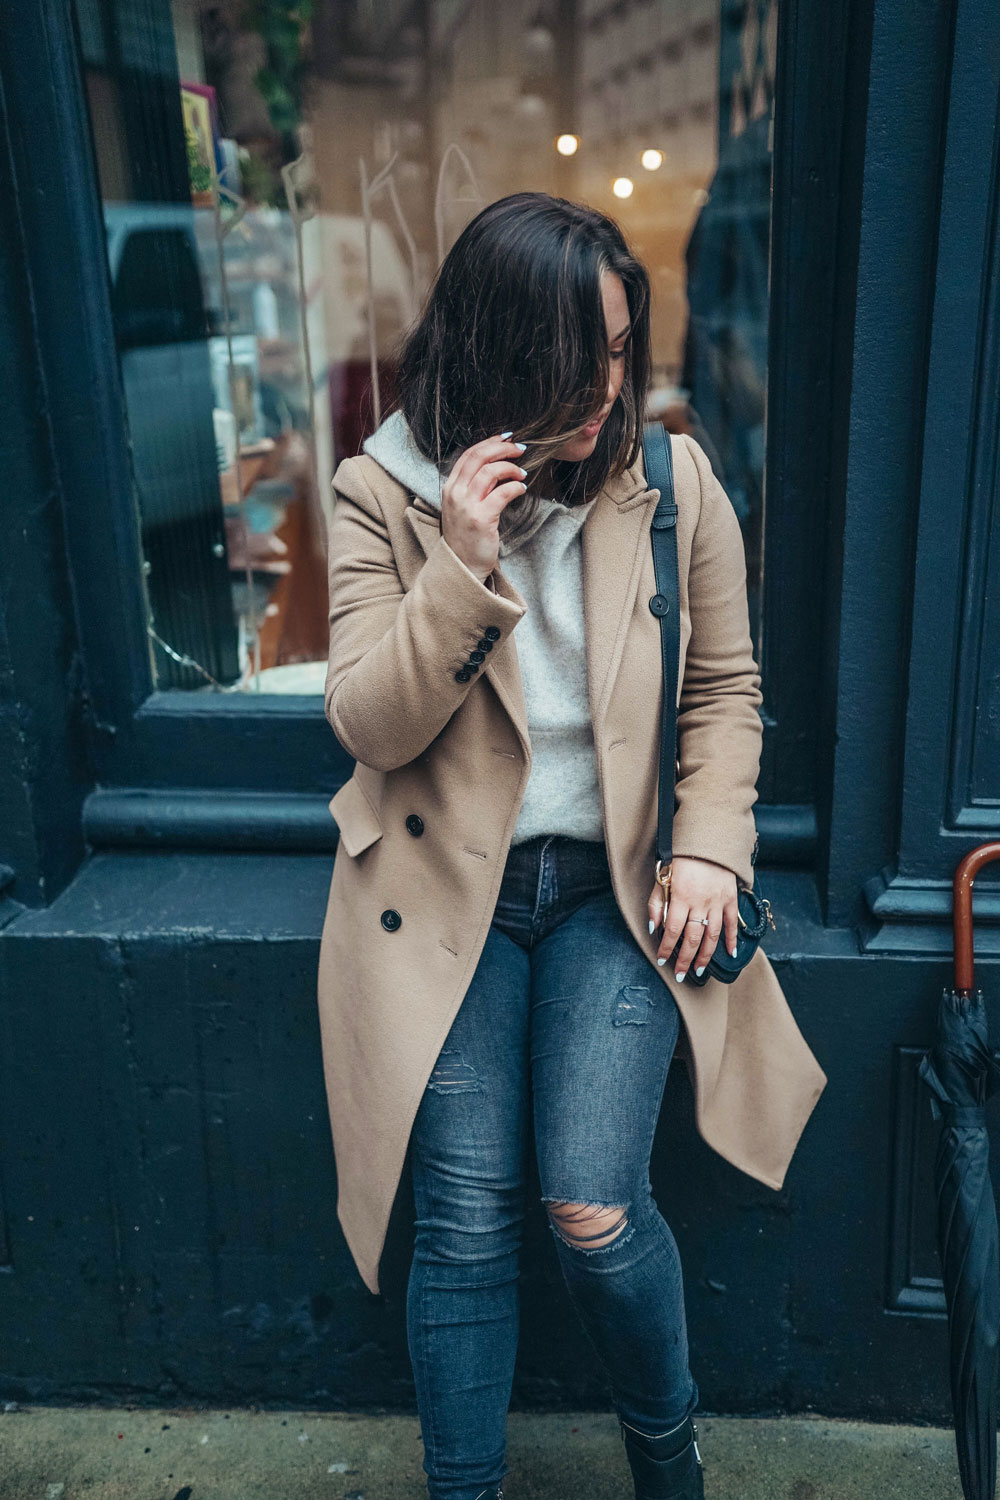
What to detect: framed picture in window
<box><xmin>180</xmin><ymin>81</ymin><xmax>221</xmax><ymax>208</ymax></box>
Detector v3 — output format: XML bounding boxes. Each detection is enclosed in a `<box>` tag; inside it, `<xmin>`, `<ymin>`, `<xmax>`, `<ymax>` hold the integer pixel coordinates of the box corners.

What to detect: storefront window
<box><xmin>73</xmin><ymin>0</ymin><xmax>776</xmax><ymax>693</ymax></box>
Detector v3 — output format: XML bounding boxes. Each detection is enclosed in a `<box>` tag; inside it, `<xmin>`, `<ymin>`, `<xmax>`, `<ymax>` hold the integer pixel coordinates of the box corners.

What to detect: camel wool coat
<box><xmin>318</xmin><ymin>430</ymin><xmax>827</xmax><ymax>1295</ymax></box>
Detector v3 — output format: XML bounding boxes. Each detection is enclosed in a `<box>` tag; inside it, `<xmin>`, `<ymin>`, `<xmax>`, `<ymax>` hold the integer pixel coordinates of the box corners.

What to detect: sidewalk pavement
<box><xmin>0</xmin><ymin>1405</ymin><xmax>965</xmax><ymax>1499</ymax></box>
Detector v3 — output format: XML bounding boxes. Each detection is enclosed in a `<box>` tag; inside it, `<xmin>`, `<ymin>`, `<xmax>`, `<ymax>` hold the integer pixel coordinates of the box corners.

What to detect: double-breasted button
<box><xmin>469</xmin><ymin>649</ymin><xmax>486</xmax><ymax>663</ymax></box>
<box><xmin>477</xmin><ymin>638</ymin><xmax>494</xmax><ymax>652</ymax></box>
<box><xmin>649</xmin><ymin>593</ymin><xmax>670</xmax><ymax>617</ymax></box>
<box><xmin>466</xmin><ymin>661</ymin><xmax>480</xmax><ymax>672</ymax></box>
<box><xmin>455</xmin><ymin>667</ymin><xmax>471</xmax><ymax>682</ymax></box>
<box><xmin>380</xmin><ymin>908</ymin><xmax>402</xmax><ymax>931</ymax></box>
<box><xmin>405</xmin><ymin>814</ymin><xmax>424</xmax><ymax>837</ymax></box>
<box><xmin>484</xmin><ymin>625</ymin><xmax>501</xmax><ymax>641</ymax></box>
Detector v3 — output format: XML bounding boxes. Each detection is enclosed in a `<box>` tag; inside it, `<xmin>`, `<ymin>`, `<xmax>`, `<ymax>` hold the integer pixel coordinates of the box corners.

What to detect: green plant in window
<box><xmin>246</xmin><ymin>0</ymin><xmax>314</xmax><ymax>136</ymax></box>
<box><xmin>240</xmin><ymin>148</ymin><xmax>280</xmax><ymax>208</ymax></box>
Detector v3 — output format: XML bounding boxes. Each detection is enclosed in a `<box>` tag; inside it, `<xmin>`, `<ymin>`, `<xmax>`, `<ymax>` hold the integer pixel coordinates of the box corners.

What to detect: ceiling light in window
<box><xmin>556</xmin><ymin>133</ymin><xmax>579</xmax><ymax>156</ymax></box>
<box><xmin>613</xmin><ymin>177</ymin><xmax>634</xmax><ymax>198</ymax></box>
<box><xmin>518</xmin><ymin>93</ymin><xmax>546</xmax><ymax>118</ymax></box>
<box><xmin>640</xmin><ymin>149</ymin><xmax>663</xmax><ymax>170</ymax></box>
<box><xmin>526</xmin><ymin>23</ymin><xmax>555</xmax><ymax>54</ymax></box>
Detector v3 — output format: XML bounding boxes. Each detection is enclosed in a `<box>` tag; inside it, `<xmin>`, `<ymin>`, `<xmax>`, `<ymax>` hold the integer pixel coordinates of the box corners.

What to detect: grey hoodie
<box><xmin>363</xmin><ymin>411</ymin><xmax>604</xmax><ymax>846</ymax></box>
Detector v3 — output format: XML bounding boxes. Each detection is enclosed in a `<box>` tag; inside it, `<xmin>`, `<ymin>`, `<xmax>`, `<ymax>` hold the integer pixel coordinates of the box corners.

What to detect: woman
<box><xmin>317</xmin><ymin>193</ymin><xmax>827</xmax><ymax>1500</ymax></box>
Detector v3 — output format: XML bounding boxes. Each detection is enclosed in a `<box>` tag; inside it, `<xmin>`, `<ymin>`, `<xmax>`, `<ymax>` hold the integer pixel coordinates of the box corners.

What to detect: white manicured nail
<box><xmin>695</xmin><ymin>966</ymin><xmax>705</xmax><ymax>977</ymax></box>
<box><xmin>500</xmin><ymin>430</ymin><xmax>513</xmax><ymax>439</ymax></box>
<box><xmin>731</xmin><ymin>946</ymin><xmax>738</xmax><ymax>957</ymax></box>
<box><xmin>676</xmin><ymin>971</ymin><xmax>686</xmax><ymax>983</ymax></box>
<box><xmin>657</xmin><ymin>957</ymin><xmax>666</xmax><ymax>966</ymax></box>
<box><xmin>648</xmin><ymin>919</ymin><xmax>655</xmax><ymax>934</ymax></box>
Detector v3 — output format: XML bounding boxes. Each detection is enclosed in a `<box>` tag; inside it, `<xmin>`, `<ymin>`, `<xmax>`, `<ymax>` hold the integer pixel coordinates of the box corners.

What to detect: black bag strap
<box><xmin>642</xmin><ymin>422</ymin><xmax>680</xmax><ymax>874</ymax></box>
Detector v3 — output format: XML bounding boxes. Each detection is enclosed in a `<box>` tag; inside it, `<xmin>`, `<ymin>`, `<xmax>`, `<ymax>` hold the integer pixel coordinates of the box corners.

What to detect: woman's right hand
<box><xmin>440</xmin><ymin>435</ymin><xmax>528</xmax><ymax>582</ymax></box>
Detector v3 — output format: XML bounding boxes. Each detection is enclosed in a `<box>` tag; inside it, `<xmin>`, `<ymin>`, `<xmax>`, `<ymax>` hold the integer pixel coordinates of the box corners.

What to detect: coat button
<box><xmin>466</xmin><ymin>661</ymin><xmax>480</xmax><ymax>672</ymax></box>
<box><xmin>649</xmin><ymin>593</ymin><xmax>670</xmax><ymax>617</ymax></box>
<box><xmin>477</xmin><ymin>638</ymin><xmax>494</xmax><ymax>651</ymax></box>
<box><xmin>455</xmin><ymin>667</ymin><xmax>471</xmax><ymax>682</ymax></box>
<box><xmin>484</xmin><ymin>625</ymin><xmax>501</xmax><ymax>640</ymax></box>
<box><xmin>469</xmin><ymin>649</ymin><xmax>486</xmax><ymax>663</ymax></box>
<box><xmin>380</xmin><ymin>909</ymin><xmax>402</xmax><ymax>931</ymax></box>
<box><xmin>405</xmin><ymin>814</ymin><xmax>424</xmax><ymax>836</ymax></box>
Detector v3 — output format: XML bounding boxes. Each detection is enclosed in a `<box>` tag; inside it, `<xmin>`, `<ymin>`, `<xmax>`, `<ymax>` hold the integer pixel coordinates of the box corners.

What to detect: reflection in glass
<box><xmin>73</xmin><ymin>0</ymin><xmax>776</xmax><ymax>692</ymax></box>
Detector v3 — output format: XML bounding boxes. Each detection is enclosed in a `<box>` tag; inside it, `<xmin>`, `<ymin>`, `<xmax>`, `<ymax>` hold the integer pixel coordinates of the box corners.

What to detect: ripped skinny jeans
<box><xmin>406</xmin><ymin>833</ymin><xmax>700</xmax><ymax>1500</ymax></box>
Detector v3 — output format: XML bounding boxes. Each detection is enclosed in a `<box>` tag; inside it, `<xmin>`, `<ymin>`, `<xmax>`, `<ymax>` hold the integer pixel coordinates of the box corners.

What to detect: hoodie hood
<box><xmin>362</xmin><ymin>410</ymin><xmax>596</xmax><ymax>556</ymax></box>
<box><xmin>362</xmin><ymin>410</ymin><xmax>446</xmax><ymax>509</ymax></box>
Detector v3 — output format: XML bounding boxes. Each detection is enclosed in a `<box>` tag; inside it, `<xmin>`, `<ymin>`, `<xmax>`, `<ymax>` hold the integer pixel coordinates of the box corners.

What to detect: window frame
<box><xmin>889</xmin><ymin>0</ymin><xmax>1000</xmax><ymax>886</ymax></box>
<box><xmin>12</xmin><ymin>0</ymin><xmax>858</xmax><ymax>859</ymax></box>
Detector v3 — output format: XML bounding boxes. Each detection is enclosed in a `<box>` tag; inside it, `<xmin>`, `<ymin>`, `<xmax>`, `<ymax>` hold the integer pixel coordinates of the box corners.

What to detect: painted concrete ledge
<box><xmin>0</xmin><ymin>1406</ymin><xmax>964</xmax><ymax>1499</ymax></box>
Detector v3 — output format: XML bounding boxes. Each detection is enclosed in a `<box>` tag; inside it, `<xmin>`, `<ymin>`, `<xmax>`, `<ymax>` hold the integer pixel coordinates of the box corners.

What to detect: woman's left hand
<box><xmin>647</xmin><ymin>855</ymin><xmax>739</xmax><ymax>981</ymax></box>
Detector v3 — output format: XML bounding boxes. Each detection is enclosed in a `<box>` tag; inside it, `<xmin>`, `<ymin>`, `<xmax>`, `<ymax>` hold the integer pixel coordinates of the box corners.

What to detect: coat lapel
<box><xmin>403</xmin><ymin>465</ymin><xmax>657</xmax><ymax>754</ymax></box>
<box><xmin>581</xmin><ymin>466</ymin><xmax>659</xmax><ymax>737</ymax></box>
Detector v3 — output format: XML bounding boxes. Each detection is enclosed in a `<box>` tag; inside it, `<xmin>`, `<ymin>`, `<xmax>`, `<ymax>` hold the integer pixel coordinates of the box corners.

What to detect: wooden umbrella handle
<box><xmin>953</xmin><ymin>842</ymin><xmax>1000</xmax><ymax>994</ymax></box>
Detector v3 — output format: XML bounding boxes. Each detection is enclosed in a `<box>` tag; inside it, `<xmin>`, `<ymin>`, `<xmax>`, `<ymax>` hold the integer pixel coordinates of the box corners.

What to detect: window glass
<box><xmin>74</xmin><ymin>0</ymin><xmax>776</xmax><ymax>692</ymax></box>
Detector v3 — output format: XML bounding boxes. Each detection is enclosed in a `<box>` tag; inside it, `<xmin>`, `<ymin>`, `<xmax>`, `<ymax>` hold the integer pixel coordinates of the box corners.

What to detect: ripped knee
<box><xmin>543</xmin><ymin>1199</ymin><xmax>630</xmax><ymax>1252</ymax></box>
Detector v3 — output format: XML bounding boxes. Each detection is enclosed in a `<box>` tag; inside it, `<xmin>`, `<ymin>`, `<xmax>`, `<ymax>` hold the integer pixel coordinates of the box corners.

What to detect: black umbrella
<box><xmin>918</xmin><ymin>841</ymin><xmax>1000</xmax><ymax>1500</ymax></box>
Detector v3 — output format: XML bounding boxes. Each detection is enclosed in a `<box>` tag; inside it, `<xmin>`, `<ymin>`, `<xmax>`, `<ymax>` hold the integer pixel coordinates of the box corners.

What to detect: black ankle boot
<box><xmin>619</xmin><ymin>1414</ymin><xmax>705</xmax><ymax>1499</ymax></box>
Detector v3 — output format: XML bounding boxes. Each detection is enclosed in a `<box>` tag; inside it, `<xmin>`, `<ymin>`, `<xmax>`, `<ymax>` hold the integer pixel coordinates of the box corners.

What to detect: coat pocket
<box><xmin>328</xmin><ymin>776</ymin><xmax>383</xmax><ymax>856</ymax></box>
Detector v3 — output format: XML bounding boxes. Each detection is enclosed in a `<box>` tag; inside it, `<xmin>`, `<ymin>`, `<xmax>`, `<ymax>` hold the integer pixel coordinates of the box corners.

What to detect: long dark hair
<box><xmin>394</xmin><ymin>192</ymin><xmax>651</xmax><ymax>535</ymax></box>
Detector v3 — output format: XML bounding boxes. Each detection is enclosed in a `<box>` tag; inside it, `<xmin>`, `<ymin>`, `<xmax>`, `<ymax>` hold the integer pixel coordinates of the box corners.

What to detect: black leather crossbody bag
<box><xmin>642</xmin><ymin>422</ymin><xmax>774</xmax><ymax>986</ymax></box>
